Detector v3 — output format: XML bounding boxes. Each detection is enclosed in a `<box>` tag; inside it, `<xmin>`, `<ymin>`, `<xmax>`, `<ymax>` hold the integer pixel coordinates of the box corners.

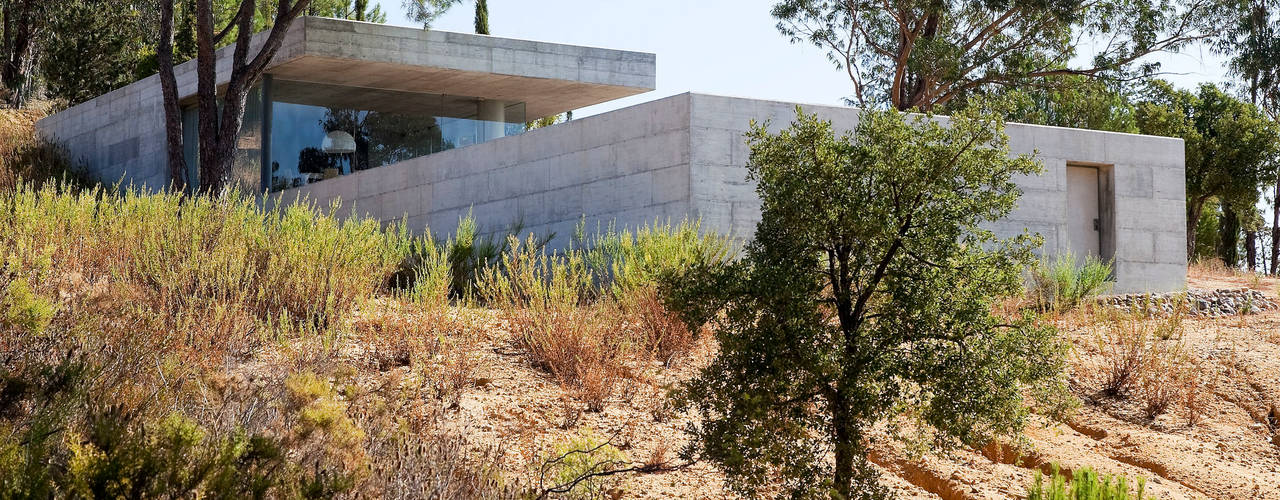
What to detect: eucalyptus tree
<box><xmin>665</xmin><ymin>106</ymin><xmax>1071</xmax><ymax>499</ymax></box>
<box><xmin>771</xmin><ymin>0</ymin><xmax>1228</xmax><ymax>111</ymax></box>
<box><xmin>1137</xmin><ymin>81</ymin><xmax>1280</xmax><ymax>261</ymax></box>
<box><xmin>1220</xmin><ymin>0</ymin><xmax>1279</xmax><ymax>271</ymax></box>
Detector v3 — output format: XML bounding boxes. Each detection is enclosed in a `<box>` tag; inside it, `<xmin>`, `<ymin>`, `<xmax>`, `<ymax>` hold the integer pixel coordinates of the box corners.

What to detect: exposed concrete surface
<box><xmin>278</xmin><ymin>93</ymin><xmax>1187</xmax><ymax>294</ymax></box>
<box><xmin>34</xmin><ymin>16</ymin><xmax>656</xmax><ymax>191</ymax></box>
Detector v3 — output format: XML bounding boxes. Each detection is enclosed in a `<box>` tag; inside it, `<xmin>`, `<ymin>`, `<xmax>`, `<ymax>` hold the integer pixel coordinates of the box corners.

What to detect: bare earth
<box><xmin>337</xmin><ymin>270</ymin><xmax>1280</xmax><ymax>499</ymax></box>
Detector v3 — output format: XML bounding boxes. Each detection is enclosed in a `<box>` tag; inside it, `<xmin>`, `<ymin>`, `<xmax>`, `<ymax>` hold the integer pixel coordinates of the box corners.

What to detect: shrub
<box><xmin>0</xmin><ymin>108</ymin><xmax>89</xmax><ymax>193</ymax></box>
<box><xmin>1093</xmin><ymin>311</ymin><xmax>1186</xmax><ymax>401</ymax></box>
<box><xmin>540</xmin><ymin>430</ymin><xmax>629</xmax><ymax>500</ymax></box>
<box><xmin>668</xmin><ymin>106</ymin><xmax>1071</xmax><ymax>498</ymax></box>
<box><xmin>1030</xmin><ymin>252</ymin><xmax>1113</xmax><ymax>311</ymax></box>
<box><xmin>1</xmin><ymin>183</ymin><xmax>412</xmax><ymax>343</ymax></box>
<box><xmin>1027</xmin><ymin>464</ymin><xmax>1151</xmax><ymax>500</ymax></box>
<box><xmin>481</xmin><ymin>236</ymin><xmax>630</xmax><ymax>411</ymax></box>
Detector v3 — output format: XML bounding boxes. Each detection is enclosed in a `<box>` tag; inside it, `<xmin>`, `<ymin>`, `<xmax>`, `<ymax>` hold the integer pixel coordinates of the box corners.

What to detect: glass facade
<box><xmin>267</xmin><ymin>79</ymin><xmax>526</xmax><ymax>192</ymax></box>
<box><xmin>181</xmin><ymin>78</ymin><xmax>526</xmax><ymax>193</ymax></box>
<box><xmin>180</xmin><ymin>86</ymin><xmax>264</xmax><ymax>193</ymax></box>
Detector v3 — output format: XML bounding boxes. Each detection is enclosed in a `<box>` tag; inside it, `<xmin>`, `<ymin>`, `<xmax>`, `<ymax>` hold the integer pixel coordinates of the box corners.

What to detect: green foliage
<box><xmin>2</xmin><ymin>183</ymin><xmax>411</xmax><ymax>333</ymax></box>
<box><xmin>666</xmin><ymin>106</ymin><xmax>1071</xmax><ymax>498</ymax></box>
<box><xmin>544</xmin><ymin>430</ymin><xmax>629</xmax><ymax>500</ymax></box>
<box><xmin>39</xmin><ymin>0</ymin><xmax>159</xmax><ymax>106</ymax></box>
<box><xmin>405</xmin><ymin>0</ymin><xmax>491</xmax><ymax>34</ymax></box>
<box><xmin>770</xmin><ymin>0</ymin><xmax>1223</xmax><ymax>110</ymax></box>
<box><xmin>950</xmin><ymin>76</ymin><xmax>1139</xmax><ymax>133</ymax></box>
<box><xmin>1029</xmin><ymin>252</ymin><xmax>1114</xmax><ymax>311</ymax></box>
<box><xmin>1136</xmin><ymin>80</ymin><xmax>1280</xmax><ymax>261</ymax></box>
<box><xmin>577</xmin><ymin>218</ymin><xmax>733</xmax><ymax>297</ymax></box>
<box><xmin>1027</xmin><ymin>464</ymin><xmax>1152</xmax><ymax>500</ymax></box>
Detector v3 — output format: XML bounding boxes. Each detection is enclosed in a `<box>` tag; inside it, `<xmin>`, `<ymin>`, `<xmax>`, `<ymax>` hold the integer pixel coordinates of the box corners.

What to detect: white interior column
<box><xmin>478</xmin><ymin>99</ymin><xmax>507</xmax><ymax>142</ymax></box>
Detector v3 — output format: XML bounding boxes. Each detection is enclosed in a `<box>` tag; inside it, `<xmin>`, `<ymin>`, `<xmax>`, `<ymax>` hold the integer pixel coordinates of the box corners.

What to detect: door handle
<box><xmin>1093</xmin><ymin>218</ymin><xmax>1100</xmax><ymax>231</ymax></box>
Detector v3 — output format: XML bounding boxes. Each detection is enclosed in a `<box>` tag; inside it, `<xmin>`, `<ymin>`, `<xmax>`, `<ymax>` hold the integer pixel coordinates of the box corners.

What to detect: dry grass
<box><xmin>479</xmin><ymin>228</ymin><xmax>726</xmax><ymax>413</ymax></box>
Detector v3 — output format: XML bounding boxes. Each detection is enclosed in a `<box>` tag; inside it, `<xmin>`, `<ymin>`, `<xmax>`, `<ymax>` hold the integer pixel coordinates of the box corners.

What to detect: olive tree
<box><xmin>666</xmin><ymin>106</ymin><xmax>1071</xmax><ymax>498</ymax></box>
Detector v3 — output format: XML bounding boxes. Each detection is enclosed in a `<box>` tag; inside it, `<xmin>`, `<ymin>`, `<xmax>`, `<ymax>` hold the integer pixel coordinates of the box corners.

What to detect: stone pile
<box><xmin>1097</xmin><ymin>288</ymin><xmax>1277</xmax><ymax>317</ymax></box>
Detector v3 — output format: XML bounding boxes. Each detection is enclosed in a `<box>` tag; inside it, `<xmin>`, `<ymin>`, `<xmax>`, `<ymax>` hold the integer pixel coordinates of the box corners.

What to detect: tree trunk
<box><xmin>831</xmin><ymin>400</ymin><xmax>856</xmax><ymax>499</ymax></box>
<box><xmin>1270</xmin><ymin>180</ymin><xmax>1279</xmax><ymax>274</ymax></box>
<box><xmin>194</xmin><ymin>0</ymin><xmax>222</xmax><ymax>191</ymax></box>
<box><xmin>158</xmin><ymin>0</ymin><xmax>188</xmax><ymax>191</ymax></box>
<box><xmin>161</xmin><ymin>0</ymin><xmax>311</xmax><ymax>193</ymax></box>
<box><xmin>1247</xmin><ymin>230</ymin><xmax>1258</xmax><ymax>271</ymax></box>
<box><xmin>1187</xmin><ymin>200</ymin><xmax>1204</xmax><ymax>262</ymax></box>
<box><xmin>2</xmin><ymin>0</ymin><xmax>35</xmax><ymax>107</ymax></box>
<box><xmin>1219</xmin><ymin>204</ymin><xmax>1241</xmax><ymax>268</ymax></box>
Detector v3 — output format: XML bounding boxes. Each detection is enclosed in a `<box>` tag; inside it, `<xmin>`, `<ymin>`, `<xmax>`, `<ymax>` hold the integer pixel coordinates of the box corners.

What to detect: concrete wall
<box><xmin>279</xmin><ymin>93</ymin><xmax>1187</xmax><ymax>293</ymax></box>
<box><xmin>276</xmin><ymin>93</ymin><xmax>694</xmax><ymax>242</ymax></box>
<box><xmin>34</xmin><ymin>16</ymin><xmax>655</xmax><ymax>191</ymax></box>
<box><xmin>683</xmin><ymin>94</ymin><xmax>1187</xmax><ymax>293</ymax></box>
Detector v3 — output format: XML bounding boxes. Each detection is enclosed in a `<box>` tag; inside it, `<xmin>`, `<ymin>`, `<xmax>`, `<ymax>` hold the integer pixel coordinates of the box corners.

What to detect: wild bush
<box><xmin>0</xmin><ymin>183</ymin><xmax>411</xmax><ymax>339</ymax></box>
<box><xmin>0</xmin><ymin>108</ymin><xmax>89</xmax><ymax>192</ymax></box>
<box><xmin>1093</xmin><ymin>311</ymin><xmax>1187</xmax><ymax>401</ymax></box>
<box><xmin>666</xmin><ymin>106</ymin><xmax>1072</xmax><ymax>498</ymax></box>
<box><xmin>1027</xmin><ymin>464</ymin><xmax>1151</xmax><ymax>500</ymax></box>
<box><xmin>1030</xmin><ymin>252</ymin><xmax>1113</xmax><ymax>311</ymax></box>
<box><xmin>539</xmin><ymin>430</ymin><xmax>629</xmax><ymax>500</ymax></box>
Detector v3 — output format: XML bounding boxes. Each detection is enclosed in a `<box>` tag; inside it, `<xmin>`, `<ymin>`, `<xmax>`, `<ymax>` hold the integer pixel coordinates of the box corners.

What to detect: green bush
<box><xmin>1</xmin><ymin>183</ymin><xmax>412</xmax><ymax>332</ymax></box>
<box><xmin>542</xmin><ymin>430</ymin><xmax>629</xmax><ymax>500</ymax></box>
<box><xmin>1030</xmin><ymin>252</ymin><xmax>1113</xmax><ymax>311</ymax></box>
<box><xmin>1027</xmin><ymin>464</ymin><xmax>1151</xmax><ymax>500</ymax></box>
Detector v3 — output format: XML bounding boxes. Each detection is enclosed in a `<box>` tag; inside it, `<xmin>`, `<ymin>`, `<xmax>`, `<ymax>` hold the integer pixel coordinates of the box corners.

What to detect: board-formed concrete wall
<box><xmin>276</xmin><ymin>93</ymin><xmax>694</xmax><ymax>243</ymax></box>
<box><xmin>278</xmin><ymin>93</ymin><xmax>1187</xmax><ymax>294</ymax></box>
<box><xmin>33</xmin><ymin>16</ymin><xmax>654</xmax><ymax>192</ymax></box>
<box><xmin>683</xmin><ymin>94</ymin><xmax>1187</xmax><ymax>293</ymax></box>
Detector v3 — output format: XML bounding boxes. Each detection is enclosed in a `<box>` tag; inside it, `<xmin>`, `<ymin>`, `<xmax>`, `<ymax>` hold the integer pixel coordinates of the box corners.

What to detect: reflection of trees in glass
<box><xmin>320</xmin><ymin>108</ymin><xmax>449</xmax><ymax>171</ymax></box>
<box><xmin>364</xmin><ymin>112</ymin><xmax>449</xmax><ymax>166</ymax></box>
<box><xmin>321</xmin><ymin>109</ymin><xmax>370</xmax><ymax>171</ymax></box>
<box><xmin>297</xmin><ymin>147</ymin><xmax>337</xmax><ymax>175</ymax></box>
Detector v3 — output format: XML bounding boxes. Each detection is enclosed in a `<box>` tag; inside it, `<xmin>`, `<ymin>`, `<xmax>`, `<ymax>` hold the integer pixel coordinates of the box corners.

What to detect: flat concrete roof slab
<box><xmin>263</xmin><ymin>17</ymin><xmax>655</xmax><ymax>119</ymax></box>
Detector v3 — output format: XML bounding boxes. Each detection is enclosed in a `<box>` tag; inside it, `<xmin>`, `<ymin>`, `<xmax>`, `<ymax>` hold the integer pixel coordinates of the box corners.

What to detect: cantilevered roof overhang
<box><xmin>173</xmin><ymin>17</ymin><xmax>656</xmax><ymax>119</ymax></box>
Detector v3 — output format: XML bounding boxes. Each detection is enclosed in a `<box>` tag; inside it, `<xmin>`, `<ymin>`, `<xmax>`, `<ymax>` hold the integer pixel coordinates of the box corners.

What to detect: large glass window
<box><xmin>180</xmin><ymin>79</ymin><xmax>527</xmax><ymax>193</ymax></box>
<box><xmin>267</xmin><ymin>80</ymin><xmax>526</xmax><ymax>192</ymax></box>
<box><xmin>179</xmin><ymin>85</ymin><xmax>265</xmax><ymax>193</ymax></box>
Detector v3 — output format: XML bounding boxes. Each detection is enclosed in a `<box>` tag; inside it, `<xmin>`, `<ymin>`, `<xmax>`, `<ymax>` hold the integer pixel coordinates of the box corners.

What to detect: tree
<box><xmin>1137</xmin><ymin>81</ymin><xmax>1280</xmax><ymax>262</ymax></box>
<box><xmin>307</xmin><ymin>0</ymin><xmax>386</xmax><ymax>23</ymax></box>
<box><xmin>1219</xmin><ymin>0</ymin><xmax>1279</xmax><ymax>271</ymax></box>
<box><xmin>771</xmin><ymin>0</ymin><xmax>1226</xmax><ymax>111</ymax></box>
<box><xmin>666</xmin><ymin>106</ymin><xmax>1071</xmax><ymax>498</ymax></box>
<box><xmin>157</xmin><ymin>0</ymin><xmax>312</xmax><ymax>192</ymax></box>
<box><xmin>39</xmin><ymin>0</ymin><xmax>159</xmax><ymax>106</ymax></box>
<box><xmin>947</xmin><ymin>75</ymin><xmax>1139</xmax><ymax>133</ymax></box>
<box><xmin>405</xmin><ymin>0</ymin><xmax>491</xmax><ymax>34</ymax></box>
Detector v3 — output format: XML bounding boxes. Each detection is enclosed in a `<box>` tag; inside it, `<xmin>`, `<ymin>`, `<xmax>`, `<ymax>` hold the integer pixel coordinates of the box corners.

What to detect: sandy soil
<box><xmin>335</xmin><ymin>270</ymin><xmax>1280</xmax><ymax>499</ymax></box>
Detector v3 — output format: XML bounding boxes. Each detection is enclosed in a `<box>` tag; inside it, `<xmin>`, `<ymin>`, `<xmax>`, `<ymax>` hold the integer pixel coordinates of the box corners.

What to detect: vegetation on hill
<box><xmin>664</xmin><ymin>106</ymin><xmax>1073</xmax><ymax>498</ymax></box>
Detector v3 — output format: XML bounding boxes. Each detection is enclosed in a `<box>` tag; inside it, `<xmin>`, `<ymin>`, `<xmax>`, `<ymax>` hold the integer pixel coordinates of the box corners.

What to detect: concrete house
<box><xmin>35</xmin><ymin>17</ymin><xmax>1187</xmax><ymax>293</ymax></box>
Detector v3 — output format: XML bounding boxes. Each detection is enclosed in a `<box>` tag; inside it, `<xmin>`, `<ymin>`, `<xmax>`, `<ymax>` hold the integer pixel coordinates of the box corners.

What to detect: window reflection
<box><xmin>267</xmin><ymin>80</ymin><xmax>526</xmax><ymax>192</ymax></box>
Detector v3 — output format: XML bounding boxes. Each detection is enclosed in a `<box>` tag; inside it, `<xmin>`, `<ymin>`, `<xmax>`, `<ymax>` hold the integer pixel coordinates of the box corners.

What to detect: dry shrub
<box><xmin>1088</xmin><ymin>310</ymin><xmax>1207</xmax><ymax>422</ymax></box>
<box><xmin>619</xmin><ymin>284</ymin><xmax>695</xmax><ymax>366</ymax></box>
<box><xmin>479</xmin><ymin>223</ymin><xmax>728</xmax><ymax>410</ymax></box>
<box><xmin>1094</xmin><ymin>311</ymin><xmax>1183</xmax><ymax>397</ymax></box>
<box><xmin>514</xmin><ymin>301</ymin><xmax>631</xmax><ymax>412</ymax></box>
<box><xmin>0</xmin><ymin>108</ymin><xmax>88</xmax><ymax>193</ymax></box>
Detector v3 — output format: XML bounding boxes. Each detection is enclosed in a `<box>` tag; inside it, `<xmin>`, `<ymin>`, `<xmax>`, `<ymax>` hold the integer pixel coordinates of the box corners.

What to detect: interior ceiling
<box><xmin>265</xmin><ymin>55</ymin><xmax>649</xmax><ymax>119</ymax></box>
<box><xmin>270</xmin><ymin>79</ymin><xmax>512</xmax><ymax>119</ymax></box>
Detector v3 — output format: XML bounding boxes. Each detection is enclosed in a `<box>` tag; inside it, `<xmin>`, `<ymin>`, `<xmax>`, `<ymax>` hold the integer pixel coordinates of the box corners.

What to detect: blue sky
<box><xmin>374</xmin><ymin>0</ymin><xmax>1231</xmax><ymax>118</ymax></box>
